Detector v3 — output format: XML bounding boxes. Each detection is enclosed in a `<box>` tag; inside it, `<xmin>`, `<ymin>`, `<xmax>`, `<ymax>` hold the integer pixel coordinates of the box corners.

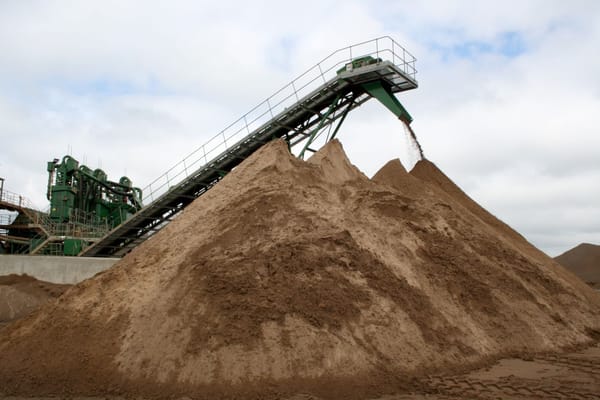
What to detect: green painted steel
<box><xmin>47</xmin><ymin>155</ymin><xmax>143</xmax><ymax>228</ymax></box>
<box><xmin>63</xmin><ymin>238</ymin><xmax>83</xmax><ymax>256</ymax></box>
<box><xmin>7</xmin><ymin>155</ymin><xmax>148</xmax><ymax>256</ymax></box>
<box><xmin>360</xmin><ymin>81</ymin><xmax>413</xmax><ymax>124</ymax></box>
<box><xmin>336</xmin><ymin>56</ymin><xmax>382</xmax><ymax>75</ymax></box>
<box><xmin>298</xmin><ymin>94</ymin><xmax>342</xmax><ymax>159</ymax></box>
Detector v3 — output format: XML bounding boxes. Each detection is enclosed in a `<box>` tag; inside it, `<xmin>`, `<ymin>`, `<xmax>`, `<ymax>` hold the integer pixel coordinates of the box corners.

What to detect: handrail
<box><xmin>141</xmin><ymin>36</ymin><xmax>417</xmax><ymax>203</ymax></box>
<box><xmin>0</xmin><ymin>213</ymin><xmax>15</xmax><ymax>227</ymax></box>
<box><xmin>0</xmin><ymin>188</ymin><xmax>38</xmax><ymax>210</ymax></box>
<box><xmin>0</xmin><ymin>187</ymin><xmax>108</xmax><ymax>238</ymax></box>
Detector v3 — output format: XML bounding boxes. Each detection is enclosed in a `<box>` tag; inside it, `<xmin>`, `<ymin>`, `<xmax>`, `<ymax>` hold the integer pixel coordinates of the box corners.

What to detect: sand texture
<box><xmin>0</xmin><ymin>139</ymin><xmax>599</xmax><ymax>399</ymax></box>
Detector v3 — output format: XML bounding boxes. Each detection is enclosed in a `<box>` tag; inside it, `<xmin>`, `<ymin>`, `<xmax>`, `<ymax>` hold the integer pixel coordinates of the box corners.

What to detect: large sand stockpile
<box><xmin>1</xmin><ymin>139</ymin><xmax>599</xmax><ymax>398</ymax></box>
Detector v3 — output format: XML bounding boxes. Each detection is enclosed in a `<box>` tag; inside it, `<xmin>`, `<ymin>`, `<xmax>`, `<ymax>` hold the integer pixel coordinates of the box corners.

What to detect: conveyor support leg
<box><xmin>361</xmin><ymin>81</ymin><xmax>413</xmax><ymax>124</ymax></box>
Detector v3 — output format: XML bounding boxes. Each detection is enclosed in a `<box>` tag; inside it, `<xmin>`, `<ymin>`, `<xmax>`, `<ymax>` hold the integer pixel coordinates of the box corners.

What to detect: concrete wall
<box><xmin>0</xmin><ymin>255</ymin><xmax>118</xmax><ymax>284</ymax></box>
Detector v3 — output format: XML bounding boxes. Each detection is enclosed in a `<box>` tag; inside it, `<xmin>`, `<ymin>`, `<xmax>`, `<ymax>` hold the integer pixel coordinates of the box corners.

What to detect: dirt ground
<box><xmin>1</xmin><ymin>343</ymin><xmax>598</xmax><ymax>399</ymax></box>
<box><xmin>406</xmin><ymin>343</ymin><xmax>600</xmax><ymax>399</ymax></box>
<box><xmin>287</xmin><ymin>344</ymin><xmax>600</xmax><ymax>399</ymax></box>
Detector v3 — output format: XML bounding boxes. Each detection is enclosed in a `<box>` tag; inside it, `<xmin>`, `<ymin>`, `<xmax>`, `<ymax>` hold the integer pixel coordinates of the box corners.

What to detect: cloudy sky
<box><xmin>1</xmin><ymin>0</ymin><xmax>598</xmax><ymax>256</ymax></box>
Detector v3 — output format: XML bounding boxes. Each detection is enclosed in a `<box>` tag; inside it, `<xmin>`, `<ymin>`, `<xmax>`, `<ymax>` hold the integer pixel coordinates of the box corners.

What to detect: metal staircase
<box><xmin>81</xmin><ymin>36</ymin><xmax>418</xmax><ymax>257</ymax></box>
<box><xmin>0</xmin><ymin>190</ymin><xmax>48</xmax><ymax>253</ymax></box>
<box><xmin>0</xmin><ymin>188</ymin><xmax>110</xmax><ymax>255</ymax></box>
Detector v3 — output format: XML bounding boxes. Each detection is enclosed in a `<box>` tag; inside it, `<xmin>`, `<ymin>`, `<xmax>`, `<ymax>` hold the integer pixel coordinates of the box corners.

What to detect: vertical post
<box><xmin>244</xmin><ymin>115</ymin><xmax>251</xmax><ymax>134</ymax></box>
<box><xmin>291</xmin><ymin>81</ymin><xmax>300</xmax><ymax>101</ymax></box>
<box><xmin>318</xmin><ymin>64</ymin><xmax>326</xmax><ymax>84</ymax></box>
<box><xmin>267</xmin><ymin>98</ymin><xmax>274</xmax><ymax>118</ymax></box>
<box><xmin>0</xmin><ymin>177</ymin><xmax>4</xmax><ymax>201</ymax></box>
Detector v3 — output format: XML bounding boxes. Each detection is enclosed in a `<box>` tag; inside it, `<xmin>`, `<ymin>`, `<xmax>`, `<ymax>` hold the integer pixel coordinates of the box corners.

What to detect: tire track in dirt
<box><xmin>426</xmin><ymin>375</ymin><xmax>600</xmax><ymax>399</ymax></box>
<box><xmin>421</xmin><ymin>346</ymin><xmax>600</xmax><ymax>399</ymax></box>
<box><xmin>534</xmin><ymin>355</ymin><xmax>600</xmax><ymax>375</ymax></box>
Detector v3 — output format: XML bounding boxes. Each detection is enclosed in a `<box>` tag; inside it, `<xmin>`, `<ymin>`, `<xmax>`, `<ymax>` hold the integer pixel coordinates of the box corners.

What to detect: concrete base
<box><xmin>0</xmin><ymin>255</ymin><xmax>118</xmax><ymax>284</ymax></box>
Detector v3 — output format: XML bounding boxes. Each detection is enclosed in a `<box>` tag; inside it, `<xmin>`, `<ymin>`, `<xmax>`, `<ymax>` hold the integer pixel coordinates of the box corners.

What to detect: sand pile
<box><xmin>1</xmin><ymin>139</ymin><xmax>599</xmax><ymax>399</ymax></box>
<box><xmin>555</xmin><ymin>243</ymin><xmax>600</xmax><ymax>288</ymax></box>
<box><xmin>0</xmin><ymin>274</ymin><xmax>70</xmax><ymax>326</ymax></box>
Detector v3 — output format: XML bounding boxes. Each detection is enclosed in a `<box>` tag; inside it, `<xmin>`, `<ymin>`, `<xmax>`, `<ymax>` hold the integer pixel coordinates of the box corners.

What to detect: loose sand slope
<box><xmin>0</xmin><ymin>139</ymin><xmax>599</xmax><ymax>398</ymax></box>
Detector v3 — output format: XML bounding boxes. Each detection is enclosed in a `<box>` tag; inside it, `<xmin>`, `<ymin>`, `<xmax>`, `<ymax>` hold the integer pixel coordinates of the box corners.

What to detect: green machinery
<box><xmin>33</xmin><ymin>155</ymin><xmax>144</xmax><ymax>255</ymax></box>
<box><xmin>47</xmin><ymin>155</ymin><xmax>142</xmax><ymax>228</ymax></box>
<box><xmin>0</xmin><ymin>157</ymin><xmax>142</xmax><ymax>256</ymax></box>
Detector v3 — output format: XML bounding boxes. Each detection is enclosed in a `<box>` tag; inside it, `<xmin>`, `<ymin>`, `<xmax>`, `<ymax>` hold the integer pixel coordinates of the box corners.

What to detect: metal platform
<box><xmin>0</xmin><ymin>189</ymin><xmax>50</xmax><ymax>253</ymax></box>
<box><xmin>0</xmin><ymin>188</ymin><xmax>110</xmax><ymax>255</ymax></box>
<box><xmin>81</xmin><ymin>36</ymin><xmax>418</xmax><ymax>257</ymax></box>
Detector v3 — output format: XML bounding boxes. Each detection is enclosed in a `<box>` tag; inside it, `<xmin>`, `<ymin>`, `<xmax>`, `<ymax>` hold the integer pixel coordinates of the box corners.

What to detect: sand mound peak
<box><xmin>555</xmin><ymin>243</ymin><xmax>600</xmax><ymax>286</ymax></box>
<box><xmin>307</xmin><ymin>139</ymin><xmax>366</xmax><ymax>184</ymax></box>
<box><xmin>375</xmin><ymin>158</ymin><xmax>408</xmax><ymax>176</ymax></box>
<box><xmin>1</xmin><ymin>138</ymin><xmax>599</xmax><ymax>399</ymax></box>
<box><xmin>563</xmin><ymin>243</ymin><xmax>600</xmax><ymax>253</ymax></box>
<box><xmin>410</xmin><ymin>159</ymin><xmax>455</xmax><ymax>189</ymax></box>
<box><xmin>227</xmin><ymin>138</ymin><xmax>300</xmax><ymax>179</ymax></box>
<box><xmin>371</xmin><ymin>158</ymin><xmax>426</xmax><ymax>196</ymax></box>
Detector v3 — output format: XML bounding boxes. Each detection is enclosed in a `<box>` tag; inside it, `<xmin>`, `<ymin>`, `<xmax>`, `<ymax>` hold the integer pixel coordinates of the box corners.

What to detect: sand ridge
<box><xmin>0</xmin><ymin>139</ymin><xmax>599</xmax><ymax>399</ymax></box>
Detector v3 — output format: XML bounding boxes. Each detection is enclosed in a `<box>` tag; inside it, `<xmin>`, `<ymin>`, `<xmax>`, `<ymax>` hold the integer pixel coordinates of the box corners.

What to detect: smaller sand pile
<box><xmin>556</xmin><ymin>243</ymin><xmax>600</xmax><ymax>288</ymax></box>
<box><xmin>0</xmin><ymin>274</ymin><xmax>70</xmax><ymax>325</ymax></box>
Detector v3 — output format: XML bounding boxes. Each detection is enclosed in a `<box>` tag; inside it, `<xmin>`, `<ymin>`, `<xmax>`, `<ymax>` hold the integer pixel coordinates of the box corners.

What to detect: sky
<box><xmin>0</xmin><ymin>0</ymin><xmax>599</xmax><ymax>256</ymax></box>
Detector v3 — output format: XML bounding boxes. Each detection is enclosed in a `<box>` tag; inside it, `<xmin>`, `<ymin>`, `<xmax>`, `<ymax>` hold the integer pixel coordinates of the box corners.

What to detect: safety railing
<box><xmin>0</xmin><ymin>213</ymin><xmax>14</xmax><ymax>237</ymax></box>
<box><xmin>33</xmin><ymin>242</ymin><xmax>64</xmax><ymax>256</ymax></box>
<box><xmin>0</xmin><ymin>213</ymin><xmax>15</xmax><ymax>226</ymax></box>
<box><xmin>50</xmin><ymin>209</ymin><xmax>110</xmax><ymax>238</ymax></box>
<box><xmin>0</xmin><ymin>188</ymin><xmax>38</xmax><ymax>210</ymax></box>
<box><xmin>0</xmin><ymin>187</ymin><xmax>108</xmax><ymax>239</ymax></box>
<box><xmin>142</xmin><ymin>36</ymin><xmax>417</xmax><ymax>203</ymax></box>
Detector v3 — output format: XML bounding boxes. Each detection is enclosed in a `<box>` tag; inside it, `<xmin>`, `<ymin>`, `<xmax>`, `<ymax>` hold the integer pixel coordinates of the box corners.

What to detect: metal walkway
<box><xmin>0</xmin><ymin>188</ymin><xmax>110</xmax><ymax>255</ymax></box>
<box><xmin>0</xmin><ymin>190</ymin><xmax>49</xmax><ymax>251</ymax></box>
<box><xmin>81</xmin><ymin>36</ymin><xmax>418</xmax><ymax>257</ymax></box>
